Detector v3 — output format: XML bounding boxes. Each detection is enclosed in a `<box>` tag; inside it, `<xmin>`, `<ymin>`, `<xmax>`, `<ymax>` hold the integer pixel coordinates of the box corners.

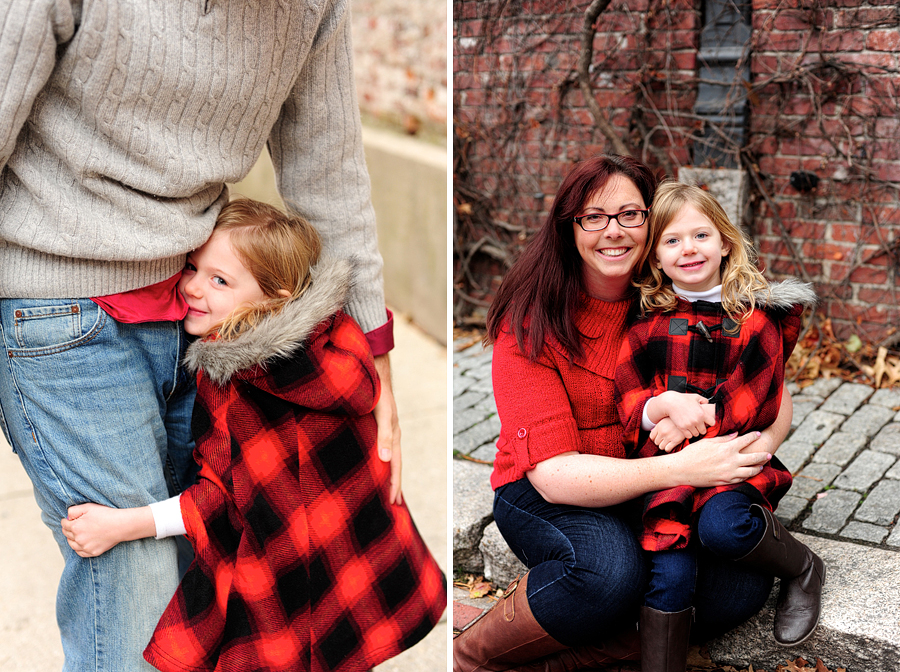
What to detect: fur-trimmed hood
<box><xmin>753</xmin><ymin>277</ymin><xmax>817</xmax><ymax>311</ymax></box>
<box><xmin>184</xmin><ymin>256</ymin><xmax>352</xmax><ymax>385</ymax></box>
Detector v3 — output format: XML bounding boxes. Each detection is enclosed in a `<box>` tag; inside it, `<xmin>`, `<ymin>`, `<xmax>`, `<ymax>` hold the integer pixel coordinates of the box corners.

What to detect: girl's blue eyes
<box><xmin>663</xmin><ymin>232</ymin><xmax>709</xmax><ymax>245</ymax></box>
<box><xmin>183</xmin><ymin>263</ymin><xmax>227</xmax><ymax>287</ymax></box>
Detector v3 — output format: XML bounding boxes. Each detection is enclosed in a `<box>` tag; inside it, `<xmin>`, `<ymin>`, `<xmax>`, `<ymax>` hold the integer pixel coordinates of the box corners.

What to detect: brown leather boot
<box><xmin>639</xmin><ymin>606</ymin><xmax>693</xmax><ymax>672</ymax></box>
<box><xmin>506</xmin><ymin>627</ymin><xmax>640</xmax><ymax>672</ymax></box>
<box><xmin>737</xmin><ymin>504</ymin><xmax>825</xmax><ymax>646</ymax></box>
<box><xmin>453</xmin><ymin>574</ymin><xmax>568</xmax><ymax>672</ymax></box>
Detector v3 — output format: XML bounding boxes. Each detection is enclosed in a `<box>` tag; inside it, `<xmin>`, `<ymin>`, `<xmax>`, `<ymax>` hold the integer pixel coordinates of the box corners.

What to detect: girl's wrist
<box><xmin>122</xmin><ymin>506</ymin><xmax>157</xmax><ymax>542</ymax></box>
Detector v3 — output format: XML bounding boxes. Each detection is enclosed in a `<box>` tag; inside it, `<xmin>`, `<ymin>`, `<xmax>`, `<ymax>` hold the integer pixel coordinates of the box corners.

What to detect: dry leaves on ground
<box><xmin>682</xmin><ymin>647</ymin><xmax>846</xmax><ymax>672</ymax></box>
<box><xmin>788</xmin><ymin>317</ymin><xmax>900</xmax><ymax>390</ymax></box>
<box><xmin>453</xmin><ymin>574</ymin><xmax>496</xmax><ymax>600</ymax></box>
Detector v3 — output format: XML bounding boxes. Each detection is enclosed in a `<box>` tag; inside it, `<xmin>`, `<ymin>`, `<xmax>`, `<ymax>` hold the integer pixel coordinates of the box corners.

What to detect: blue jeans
<box><xmin>493</xmin><ymin>479</ymin><xmax>773</xmax><ymax>646</ymax></box>
<box><xmin>644</xmin><ymin>490</ymin><xmax>768</xmax><ymax>613</ymax></box>
<box><xmin>0</xmin><ymin>299</ymin><xmax>196</xmax><ymax>672</ymax></box>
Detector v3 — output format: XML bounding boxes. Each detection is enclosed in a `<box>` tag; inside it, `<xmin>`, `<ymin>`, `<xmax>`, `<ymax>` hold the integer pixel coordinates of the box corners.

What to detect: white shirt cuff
<box><xmin>641</xmin><ymin>403</ymin><xmax>657</xmax><ymax>432</ymax></box>
<box><xmin>149</xmin><ymin>495</ymin><xmax>187</xmax><ymax>539</ymax></box>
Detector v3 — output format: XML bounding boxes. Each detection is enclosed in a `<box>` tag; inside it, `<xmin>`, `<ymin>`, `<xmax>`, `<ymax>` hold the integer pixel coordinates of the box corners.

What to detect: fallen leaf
<box><xmin>469</xmin><ymin>580</ymin><xmax>492</xmax><ymax>599</ymax></box>
<box><xmin>874</xmin><ymin>346</ymin><xmax>887</xmax><ymax>388</ymax></box>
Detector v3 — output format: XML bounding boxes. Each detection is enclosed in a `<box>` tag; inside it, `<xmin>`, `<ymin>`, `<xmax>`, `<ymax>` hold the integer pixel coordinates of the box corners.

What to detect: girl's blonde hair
<box><xmin>636</xmin><ymin>180</ymin><xmax>768</xmax><ymax>322</ymax></box>
<box><xmin>213</xmin><ymin>198</ymin><xmax>322</xmax><ymax>339</ymax></box>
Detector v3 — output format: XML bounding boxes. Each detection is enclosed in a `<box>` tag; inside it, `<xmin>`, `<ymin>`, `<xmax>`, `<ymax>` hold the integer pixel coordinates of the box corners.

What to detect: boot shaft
<box><xmin>639</xmin><ymin>605</ymin><xmax>693</xmax><ymax>672</ymax></box>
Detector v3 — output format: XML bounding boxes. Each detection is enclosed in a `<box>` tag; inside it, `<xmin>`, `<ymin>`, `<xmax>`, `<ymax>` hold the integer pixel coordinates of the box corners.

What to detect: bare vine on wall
<box><xmin>454</xmin><ymin>0</ymin><xmax>900</xmax><ymax>358</ymax></box>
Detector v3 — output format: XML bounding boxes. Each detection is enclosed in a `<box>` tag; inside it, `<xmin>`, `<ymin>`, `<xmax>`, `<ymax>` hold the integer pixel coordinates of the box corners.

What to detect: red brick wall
<box><xmin>454</xmin><ymin>0</ymin><xmax>900</xmax><ymax>344</ymax></box>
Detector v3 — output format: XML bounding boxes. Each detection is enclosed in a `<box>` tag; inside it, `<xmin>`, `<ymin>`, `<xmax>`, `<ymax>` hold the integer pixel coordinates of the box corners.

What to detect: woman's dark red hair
<box><xmin>485</xmin><ymin>154</ymin><xmax>658</xmax><ymax>360</ymax></box>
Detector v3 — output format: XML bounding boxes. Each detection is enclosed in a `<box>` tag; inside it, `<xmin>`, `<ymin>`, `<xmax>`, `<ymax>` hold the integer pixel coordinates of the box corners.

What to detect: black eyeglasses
<box><xmin>573</xmin><ymin>209</ymin><xmax>650</xmax><ymax>232</ymax></box>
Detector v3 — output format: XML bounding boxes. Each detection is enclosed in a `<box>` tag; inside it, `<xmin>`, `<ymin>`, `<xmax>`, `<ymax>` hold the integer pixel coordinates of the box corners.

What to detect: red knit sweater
<box><xmin>490</xmin><ymin>294</ymin><xmax>633</xmax><ymax>490</ymax></box>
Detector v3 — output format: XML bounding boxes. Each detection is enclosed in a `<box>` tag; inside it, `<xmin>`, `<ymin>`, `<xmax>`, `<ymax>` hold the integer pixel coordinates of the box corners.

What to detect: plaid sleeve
<box><xmin>615</xmin><ymin>318</ymin><xmax>663</xmax><ymax>456</ymax></box>
<box><xmin>713</xmin><ymin>309</ymin><xmax>791</xmax><ymax>435</ymax></box>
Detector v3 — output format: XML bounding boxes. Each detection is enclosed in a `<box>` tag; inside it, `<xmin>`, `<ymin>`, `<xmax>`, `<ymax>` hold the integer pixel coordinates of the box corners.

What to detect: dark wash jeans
<box><xmin>644</xmin><ymin>490</ymin><xmax>767</xmax><ymax>613</ymax></box>
<box><xmin>493</xmin><ymin>478</ymin><xmax>774</xmax><ymax>647</ymax></box>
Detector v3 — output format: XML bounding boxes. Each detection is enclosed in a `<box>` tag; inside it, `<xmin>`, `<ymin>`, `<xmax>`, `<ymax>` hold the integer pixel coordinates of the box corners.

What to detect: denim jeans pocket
<box><xmin>8</xmin><ymin>300</ymin><xmax>105</xmax><ymax>355</ymax></box>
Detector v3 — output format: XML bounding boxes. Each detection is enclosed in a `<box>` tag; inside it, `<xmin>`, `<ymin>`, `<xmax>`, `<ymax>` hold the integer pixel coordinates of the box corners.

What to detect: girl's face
<box><xmin>654</xmin><ymin>204</ymin><xmax>731</xmax><ymax>293</ymax></box>
<box><xmin>572</xmin><ymin>174</ymin><xmax>648</xmax><ymax>301</ymax></box>
<box><xmin>179</xmin><ymin>229</ymin><xmax>268</xmax><ymax>336</ymax></box>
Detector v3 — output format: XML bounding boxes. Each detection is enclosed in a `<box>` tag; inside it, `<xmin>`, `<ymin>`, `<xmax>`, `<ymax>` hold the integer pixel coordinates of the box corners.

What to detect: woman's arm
<box><xmin>528</xmin><ymin>391</ymin><xmax>792</xmax><ymax>508</ymax></box>
<box><xmin>751</xmin><ymin>387</ymin><xmax>793</xmax><ymax>456</ymax></box>
<box><xmin>527</xmin><ymin>430</ymin><xmax>772</xmax><ymax>508</ymax></box>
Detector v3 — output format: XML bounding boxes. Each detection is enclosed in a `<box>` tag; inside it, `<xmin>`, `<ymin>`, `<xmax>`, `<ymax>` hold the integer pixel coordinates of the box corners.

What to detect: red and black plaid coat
<box><xmin>615</xmin><ymin>279</ymin><xmax>816</xmax><ymax>552</ymax></box>
<box><xmin>143</xmin><ymin>259</ymin><xmax>446</xmax><ymax>672</ymax></box>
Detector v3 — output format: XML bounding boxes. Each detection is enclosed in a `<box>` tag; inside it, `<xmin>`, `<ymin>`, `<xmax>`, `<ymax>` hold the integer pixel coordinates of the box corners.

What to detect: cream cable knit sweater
<box><xmin>0</xmin><ymin>0</ymin><xmax>386</xmax><ymax>333</ymax></box>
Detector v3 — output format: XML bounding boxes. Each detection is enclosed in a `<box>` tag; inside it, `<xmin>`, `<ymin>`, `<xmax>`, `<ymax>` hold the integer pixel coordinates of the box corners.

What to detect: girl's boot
<box><xmin>639</xmin><ymin>605</ymin><xmax>693</xmax><ymax>672</ymax></box>
<box><xmin>453</xmin><ymin>573</ymin><xmax>568</xmax><ymax>672</ymax></box>
<box><xmin>737</xmin><ymin>504</ymin><xmax>825</xmax><ymax>646</ymax></box>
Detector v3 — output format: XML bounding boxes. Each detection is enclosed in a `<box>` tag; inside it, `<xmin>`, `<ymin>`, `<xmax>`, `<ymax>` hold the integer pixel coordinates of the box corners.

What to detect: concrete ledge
<box><xmin>363</xmin><ymin>127</ymin><xmax>447</xmax><ymax>344</ymax></box>
<box><xmin>709</xmin><ymin>535</ymin><xmax>900</xmax><ymax>671</ymax></box>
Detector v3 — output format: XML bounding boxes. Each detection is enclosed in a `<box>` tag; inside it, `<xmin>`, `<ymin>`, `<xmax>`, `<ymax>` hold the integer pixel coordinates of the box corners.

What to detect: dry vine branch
<box><xmin>578</xmin><ymin>0</ymin><xmax>632</xmax><ymax>156</ymax></box>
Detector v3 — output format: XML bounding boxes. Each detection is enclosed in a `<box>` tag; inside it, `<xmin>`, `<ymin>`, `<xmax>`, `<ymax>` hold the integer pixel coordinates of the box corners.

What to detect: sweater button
<box><xmin>517</xmin><ymin>428</ymin><xmax>527</xmax><ymax>439</ymax></box>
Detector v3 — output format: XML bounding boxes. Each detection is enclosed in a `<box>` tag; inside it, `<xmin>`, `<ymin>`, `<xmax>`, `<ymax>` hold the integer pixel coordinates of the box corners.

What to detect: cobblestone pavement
<box><xmin>452</xmin><ymin>336</ymin><xmax>900</xmax><ymax>671</ymax></box>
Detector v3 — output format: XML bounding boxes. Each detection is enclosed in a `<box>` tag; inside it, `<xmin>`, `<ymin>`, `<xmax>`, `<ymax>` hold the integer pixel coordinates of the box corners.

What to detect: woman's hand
<box><xmin>673</xmin><ymin>431</ymin><xmax>772</xmax><ymax>488</ymax></box>
<box><xmin>61</xmin><ymin>503</ymin><xmax>155</xmax><ymax>558</ymax></box>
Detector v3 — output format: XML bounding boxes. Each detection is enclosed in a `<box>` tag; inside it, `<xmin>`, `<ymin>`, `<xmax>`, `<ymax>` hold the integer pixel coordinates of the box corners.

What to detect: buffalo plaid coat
<box><xmin>143</xmin><ymin>259</ymin><xmax>446</xmax><ymax>672</ymax></box>
<box><xmin>615</xmin><ymin>279</ymin><xmax>816</xmax><ymax>552</ymax></box>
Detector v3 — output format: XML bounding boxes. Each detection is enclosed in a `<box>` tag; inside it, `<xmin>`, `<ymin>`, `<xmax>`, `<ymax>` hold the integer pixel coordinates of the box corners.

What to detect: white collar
<box><xmin>672</xmin><ymin>284</ymin><xmax>722</xmax><ymax>303</ymax></box>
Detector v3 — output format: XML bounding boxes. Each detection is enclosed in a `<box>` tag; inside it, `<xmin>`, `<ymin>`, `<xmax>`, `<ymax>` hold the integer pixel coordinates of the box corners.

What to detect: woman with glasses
<box><xmin>453</xmin><ymin>155</ymin><xmax>792</xmax><ymax>672</ymax></box>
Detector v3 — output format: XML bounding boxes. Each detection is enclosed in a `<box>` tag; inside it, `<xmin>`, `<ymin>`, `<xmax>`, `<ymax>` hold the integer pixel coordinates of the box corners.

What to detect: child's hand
<box><xmin>650</xmin><ymin>417</ymin><xmax>687</xmax><ymax>453</ymax></box>
<box><xmin>651</xmin><ymin>391</ymin><xmax>715</xmax><ymax>438</ymax></box>
<box><xmin>61</xmin><ymin>503</ymin><xmax>153</xmax><ymax>558</ymax></box>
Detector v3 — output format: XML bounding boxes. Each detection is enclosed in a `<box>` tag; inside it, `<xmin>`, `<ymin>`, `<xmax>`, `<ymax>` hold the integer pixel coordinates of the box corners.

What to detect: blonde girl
<box><xmin>62</xmin><ymin>199</ymin><xmax>446</xmax><ymax>672</ymax></box>
<box><xmin>615</xmin><ymin>181</ymin><xmax>822</xmax><ymax>671</ymax></box>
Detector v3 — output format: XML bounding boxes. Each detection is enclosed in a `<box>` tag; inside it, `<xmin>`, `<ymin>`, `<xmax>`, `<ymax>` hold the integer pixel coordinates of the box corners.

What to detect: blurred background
<box><xmin>0</xmin><ymin>2</ymin><xmax>449</xmax><ymax>670</ymax></box>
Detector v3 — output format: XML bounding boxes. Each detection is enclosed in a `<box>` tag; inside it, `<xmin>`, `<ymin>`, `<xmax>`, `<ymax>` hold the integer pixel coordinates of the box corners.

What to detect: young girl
<box><xmin>61</xmin><ymin>199</ymin><xmax>446</xmax><ymax>672</ymax></box>
<box><xmin>614</xmin><ymin>182</ymin><xmax>823</xmax><ymax>670</ymax></box>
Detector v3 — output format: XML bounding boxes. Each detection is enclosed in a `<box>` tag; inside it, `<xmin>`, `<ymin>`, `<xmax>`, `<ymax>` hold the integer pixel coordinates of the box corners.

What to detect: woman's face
<box><xmin>572</xmin><ymin>174</ymin><xmax>648</xmax><ymax>301</ymax></box>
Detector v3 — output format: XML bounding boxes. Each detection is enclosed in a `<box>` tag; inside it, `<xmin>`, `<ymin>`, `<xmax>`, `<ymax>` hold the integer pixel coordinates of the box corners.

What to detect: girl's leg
<box><xmin>640</xmin><ymin>548</ymin><xmax>696</xmax><ymax>672</ymax></box>
<box><xmin>492</xmin><ymin>477</ymin><xmax>646</xmax><ymax>646</ymax></box>
<box><xmin>696</xmin><ymin>490</ymin><xmax>765</xmax><ymax>559</ymax></box>
<box><xmin>693</xmin><ymin>491</ymin><xmax>772</xmax><ymax>641</ymax></box>
<box><xmin>643</xmin><ymin>548</ymin><xmax>697</xmax><ymax>612</ymax></box>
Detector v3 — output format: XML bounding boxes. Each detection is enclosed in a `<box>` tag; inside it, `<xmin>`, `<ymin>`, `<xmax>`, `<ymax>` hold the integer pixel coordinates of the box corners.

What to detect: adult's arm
<box><xmin>265</xmin><ymin>0</ymin><xmax>402</xmax><ymax>480</ymax></box>
<box><xmin>0</xmin><ymin>0</ymin><xmax>75</xmax><ymax>172</ymax></box>
<box><xmin>529</xmin><ymin>390</ymin><xmax>792</xmax><ymax>508</ymax></box>
<box><xmin>527</xmin><ymin>430</ymin><xmax>772</xmax><ymax>508</ymax></box>
<box><xmin>267</xmin><ymin>0</ymin><xmax>385</xmax><ymax>335</ymax></box>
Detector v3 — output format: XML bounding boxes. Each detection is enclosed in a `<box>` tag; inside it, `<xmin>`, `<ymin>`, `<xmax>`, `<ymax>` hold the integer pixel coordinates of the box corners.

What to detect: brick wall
<box><xmin>351</xmin><ymin>0</ymin><xmax>447</xmax><ymax>139</ymax></box>
<box><xmin>453</xmin><ymin>0</ymin><xmax>900</xmax><ymax>344</ymax></box>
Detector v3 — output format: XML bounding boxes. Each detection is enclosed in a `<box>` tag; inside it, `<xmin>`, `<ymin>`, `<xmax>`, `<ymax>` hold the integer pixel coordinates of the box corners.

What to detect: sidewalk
<box><xmin>0</xmin><ymin>312</ymin><xmax>447</xmax><ymax>672</ymax></box>
<box><xmin>453</xmin><ymin>337</ymin><xmax>900</xmax><ymax>672</ymax></box>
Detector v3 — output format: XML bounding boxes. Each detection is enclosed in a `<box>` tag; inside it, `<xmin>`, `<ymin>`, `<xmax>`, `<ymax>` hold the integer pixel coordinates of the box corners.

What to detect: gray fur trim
<box><xmin>184</xmin><ymin>257</ymin><xmax>353</xmax><ymax>385</ymax></box>
<box><xmin>755</xmin><ymin>277</ymin><xmax>818</xmax><ymax>310</ymax></box>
